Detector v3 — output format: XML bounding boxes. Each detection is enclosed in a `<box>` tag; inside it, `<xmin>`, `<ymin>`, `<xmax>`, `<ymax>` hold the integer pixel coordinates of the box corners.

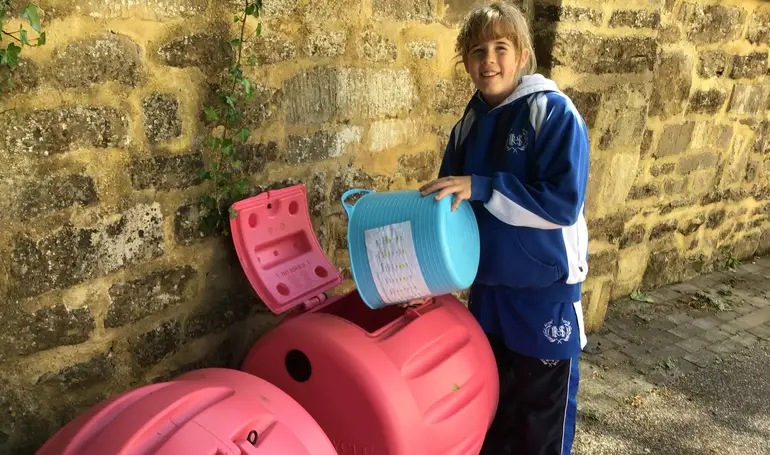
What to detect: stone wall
<box><xmin>0</xmin><ymin>0</ymin><xmax>769</xmax><ymax>453</ymax></box>
<box><xmin>536</xmin><ymin>0</ymin><xmax>770</xmax><ymax>330</ymax></box>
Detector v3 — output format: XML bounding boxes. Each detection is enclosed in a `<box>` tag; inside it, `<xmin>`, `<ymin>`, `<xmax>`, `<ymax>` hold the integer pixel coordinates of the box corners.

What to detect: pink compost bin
<box><xmin>230</xmin><ymin>184</ymin><xmax>499</xmax><ymax>455</ymax></box>
<box><xmin>35</xmin><ymin>368</ymin><xmax>338</xmax><ymax>455</ymax></box>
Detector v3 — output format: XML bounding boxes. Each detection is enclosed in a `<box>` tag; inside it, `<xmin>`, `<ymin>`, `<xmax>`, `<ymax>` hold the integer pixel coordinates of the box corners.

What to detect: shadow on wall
<box><xmin>529</xmin><ymin>0</ymin><xmax>561</xmax><ymax>78</ymax></box>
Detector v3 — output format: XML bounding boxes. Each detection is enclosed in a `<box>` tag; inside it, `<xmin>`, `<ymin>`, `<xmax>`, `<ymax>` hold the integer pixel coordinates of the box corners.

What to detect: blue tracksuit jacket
<box><xmin>438</xmin><ymin>74</ymin><xmax>591</xmax><ymax>360</ymax></box>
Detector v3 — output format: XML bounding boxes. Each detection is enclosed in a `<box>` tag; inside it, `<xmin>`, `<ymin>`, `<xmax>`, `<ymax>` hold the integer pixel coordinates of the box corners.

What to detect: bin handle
<box><xmin>341</xmin><ymin>189</ymin><xmax>374</xmax><ymax>218</ymax></box>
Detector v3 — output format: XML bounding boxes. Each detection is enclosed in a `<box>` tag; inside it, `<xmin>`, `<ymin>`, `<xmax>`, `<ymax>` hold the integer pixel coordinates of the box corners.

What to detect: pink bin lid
<box><xmin>230</xmin><ymin>184</ymin><xmax>343</xmax><ymax>314</ymax></box>
<box><xmin>35</xmin><ymin>368</ymin><xmax>337</xmax><ymax>455</ymax></box>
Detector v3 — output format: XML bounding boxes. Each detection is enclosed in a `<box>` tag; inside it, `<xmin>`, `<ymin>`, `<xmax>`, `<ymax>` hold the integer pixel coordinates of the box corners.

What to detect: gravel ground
<box><xmin>573</xmin><ymin>339</ymin><xmax>770</xmax><ymax>455</ymax></box>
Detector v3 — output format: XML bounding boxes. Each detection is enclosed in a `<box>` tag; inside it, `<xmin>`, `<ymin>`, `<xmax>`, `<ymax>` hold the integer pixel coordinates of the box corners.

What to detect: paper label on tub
<box><xmin>364</xmin><ymin>221</ymin><xmax>431</xmax><ymax>304</ymax></box>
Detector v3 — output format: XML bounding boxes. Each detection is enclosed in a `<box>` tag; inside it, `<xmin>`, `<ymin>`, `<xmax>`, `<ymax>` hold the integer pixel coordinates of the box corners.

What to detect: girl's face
<box><xmin>464</xmin><ymin>37</ymin><xmax>530</xmax><ymax>108</ymax></box>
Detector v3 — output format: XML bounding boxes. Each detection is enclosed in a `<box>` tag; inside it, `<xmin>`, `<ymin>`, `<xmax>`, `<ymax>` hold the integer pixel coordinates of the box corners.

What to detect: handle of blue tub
<box><xmin>341</xmin><ymin>189</ymin><xmax>374</xmax><ymax>218</ymax></box>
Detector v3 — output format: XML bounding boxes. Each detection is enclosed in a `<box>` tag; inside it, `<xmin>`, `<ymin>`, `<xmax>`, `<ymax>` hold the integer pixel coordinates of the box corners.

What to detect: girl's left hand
<box><xmin>419</xmin><ymin>176</ymin><xmax>472</xmax><ymax>211</ymax></box>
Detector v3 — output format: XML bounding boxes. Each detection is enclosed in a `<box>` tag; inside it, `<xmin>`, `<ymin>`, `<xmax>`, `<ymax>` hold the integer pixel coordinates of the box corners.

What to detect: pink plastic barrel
<box><xmin>35</xmin><ymin>368</ymin><xmax>338</xmax><ymax>455</ymax></box>
<box><xmin>230</xmin><ymin>185</ymin><xmax>499</xmax><ymax>455</ymax></box>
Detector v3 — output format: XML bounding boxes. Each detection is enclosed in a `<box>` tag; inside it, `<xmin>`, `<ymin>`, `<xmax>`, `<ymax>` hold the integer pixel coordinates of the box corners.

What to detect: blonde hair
<box><xmin>455</xmin><ymin>2</ymin><xmax>537</xmax><ymax>75</ymax></box>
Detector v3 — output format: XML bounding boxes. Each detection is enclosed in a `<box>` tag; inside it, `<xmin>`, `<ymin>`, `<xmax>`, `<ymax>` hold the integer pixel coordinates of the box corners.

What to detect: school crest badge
<box><xmin>543</xmin><ymin>318</ymin><xmax>572</xmax><ymax>344</ymax></box>
<box><xmin>506</xmin><ymin>128</ymin><xmax>528</xmax><ymax>154</ymax></box>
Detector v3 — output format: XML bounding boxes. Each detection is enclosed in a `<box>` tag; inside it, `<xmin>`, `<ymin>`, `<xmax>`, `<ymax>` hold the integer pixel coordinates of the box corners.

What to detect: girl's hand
<box><xmin>419</xmin><ymin>176</ymin><xmax>472</xmax><ymax>211</ymax></box>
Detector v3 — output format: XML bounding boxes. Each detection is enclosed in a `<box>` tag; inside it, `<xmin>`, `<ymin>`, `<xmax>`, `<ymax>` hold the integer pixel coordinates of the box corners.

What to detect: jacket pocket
<box><xmin>475</xmin><ymin>225</ymin><xmax>561</xmax><ymax>289</ymax></box>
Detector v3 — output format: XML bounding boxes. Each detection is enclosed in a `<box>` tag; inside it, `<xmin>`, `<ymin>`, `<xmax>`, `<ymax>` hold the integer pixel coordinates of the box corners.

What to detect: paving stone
<box><xmin>592</xmin><ymin>349</ymin><xmax>633</xmax><ymax>369</ymax></box>
<box><xmin>733</xmin><ymin>305</ymin><xmax>755</xmax><ymax>315</ymax></box>
<box><xmin>700</xmin><ymin>329</ymin><xmax>732</xmax><ymax>343</ymax></box>
<box><xmin>605</xmin><ymin>318</ymin><xmax>637</xmax><ymax>336</ymax></box>
<box><xmin>672</xmin><ymin>358</ymin><xmax>701</xmax><ymax>376</ymax></box>
<box><xmin>676</xmin><ymin>336</ymin><xmax>710</xmax><ymax>353</ymax></box>
<box><xmin>645</xmin><ymin>330</ymin><xmax>685</xmax><ymax>348</ymax></box>
<box><xmin>746</xmin><ymin>295</ymin><xmax>769</xmax><ymax>308</ymax></box>
<box><xmin>692</xmin><ymin>316</ymin><xmax>723</xmax><ymax>330</ymax></box>
<box><xmin>647</xmin><ymin>358</ymin><xmax>697</xmax><ymax>385</ymax></box>
<box><xmin>649</xmin><ymin>318</ymin><xmax>678</xmax><ymax>332</ymax></box>
<box><xmin>578</xmin><ymin>393</ymin><xmax>622</xmax><ymax>416</ymax></box>
<box><xmin>671</xmin><ymin>282</ymin><xmax>701</xmax><ymax>294</ymax></box>
<box><xmin>650</xmin><ymin>287</ymin><xmax>681</xmax><ymax>302</ymax></box>
<box><xmin>619</xmin><ymin>342</ymin><xmax>650</xmax><ymax>357</ymax></box>
<box><xmin>602</xmin><ymin>331</ymin><xmax>629</xmax><ymax>348</ymax></box>
<box><xmin>667</xmin><ymin>323</ymin><xmax>705</xmax><ymax>340</ymax></box>
<box><xmin>741</xmin><ymin>263</ymin><xmax>764</xmax><ymax>274</ymax></box>
<box><xmin>748</xmin><ymin>324</ymin><xmax>770</xmax><ymax>340</ymax></box>
<box><xmin>666</xmin><ymin>312</ymin><xmax>696</xmax><ymax>326</ymax></box>
<box><xmin>587</xmin><ymin>335</ymin><xmax>618</xmax><ymax>353</ymax></box>
<box><xmin>718</xmin><ymin>322</ymin><xmax>741</xmax><ymax>334</ymax></box>
<box><xmin>730</xmin><ymin>332</ymin><xmax>759</xmax><ymax>348</ymax></box>
<box><xmin>731</xmin><ymin>306</ymin><xmax>770</xmax><ymax>330</ymax></box>
<box><xmin>684</xmin><ymin>349</ymin><xmax>722</xmax><ymax>368</ymax></box>
<box><xmin>714</xmin><ymin>310</ymin><xmax>741</xmax><ymax>322</ymax></box>
<box><xmin>706</xmin><ymin>338</ymin><xmax>744</xmax><ymax>355</ymax></box>
<box><xmin>654</xmin><ymin>345</ymin><xmax>689</xmax><ymax>362</ymax></box>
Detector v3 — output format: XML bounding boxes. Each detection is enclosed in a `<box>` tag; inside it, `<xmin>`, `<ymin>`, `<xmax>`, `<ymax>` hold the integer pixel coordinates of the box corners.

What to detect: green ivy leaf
<box><xmin>37</xmin><ymin>31</ymin><xmax>45</xmax><ymax>46</ymax></box>
<box><xmin>227</xmin><ymin>110</ymin><xmax>243</xmax><ymax>126</ymax></box>
<box><xmin>231</xmin><ymin>38</ymin><xmax>241</xmax><ymax>47</ymax></box>
<box><xmin>200</xmin><ymin>195</ymin><xmax>218</xmax><ymax>211</ymax></box>
<box><xmin>7</xmin><ymin>76</ymin><xmax>15</xmax><ymax>89</ymax></box>
<box><xmin>203</xmin><ymin>105</ymin><xmax>219</xmax><ymax>122</ymax></box>
<box><xmin>245</xmin><ymin>2</ymin><xmax>259</xmax><ymax>17</ymax></box>
<box><xmin>228</xmin><ymin>65</ymin><xmax>243</xmax><ymax>81</ymax></box>
<box><xmin>1</xmin><ymin>43</ymin><xmax>21</xmax><ymax>67</ymax></box>
<box><xmin>236</xmin><ymin>128</ymin><xmax>251</xmax><ymax>143</ymax></box>
<box><xmin>209</xmin><ymin>161</ymin><xmax>218</xmax><ymax>171</ymax></box>
<box><xmin>221</xmin><ymin>140</ymin><xmax>235</xmax><ymax>157</ymax></box>
<box><xmin>230</xmin><ymin>179</ymin><xmax>248</xmax><ymax>201</ymax></box>
<box><xmin>220</xmin><ymin>93</ymin><xmax>236</xmax><ymax>111</ymax></box>
<box><xmin>19</xmin><ymin>27</ymin><xmax>28</xmax><ymax>46</ymax></box>
<box><xmin>231</xmin><ymin>159</ymin><xmax>243</xmax><ymax>170</ymax></box>
<box><xmin>197</xmin><ymin>167</ymin><xmax>211</xmax><ymax>180</ymax></box>
<box><xmin>233</xmin><ymin>14</ymin><xmax>240</xmax><ymax>23</ymax></box>
<box><xmin>241</xmin><ymin>77</ymin><xmax>253</xmax><ymax>100</ymax></box>
<box><xmin>208</xmin><ymin>137</ymin><xmax>223</xmax><ymax>150</ymax></box>
<box><xmin>22</xmin><ymin>3</ymin><xmax>41</xmax><ymax>33</ymax></box>
<box><xmin>229</xmin><ymin>207</ymin><xmax>238</xmax><ymax>219</ymax></box>
<box><xmin>256</xmin><ymin>23</ymin><xmax>262</xmax><ymax>37</ymax></box>
<box><xmin>629</xmin><ymin>290</ymin><xmax>655</xmax><ymax>303</ymax></box>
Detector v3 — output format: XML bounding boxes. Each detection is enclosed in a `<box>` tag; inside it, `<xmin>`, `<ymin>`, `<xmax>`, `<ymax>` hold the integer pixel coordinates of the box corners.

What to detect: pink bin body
<box><xmin>230</xmin><ymin>184</ymin><xmax>499</xmax><ymax>455</ymax></box>
<box><xmin>35</xmin><ymin>368</ymin><xmax>338</xmax><ymax>455</ymax></box>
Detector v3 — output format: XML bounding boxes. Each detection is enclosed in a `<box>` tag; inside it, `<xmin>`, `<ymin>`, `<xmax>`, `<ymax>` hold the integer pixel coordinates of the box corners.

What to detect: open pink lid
<box><xmin>230</xmin><ymin>184</ymin><xmax>343</xmax><ymax>314</ymax></box>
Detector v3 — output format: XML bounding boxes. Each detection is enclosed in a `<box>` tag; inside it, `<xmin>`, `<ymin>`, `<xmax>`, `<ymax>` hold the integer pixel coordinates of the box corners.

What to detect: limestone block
<box><xmin>729</xmin><ymin>85</ymin><xmax>764</xmax><ymax>115</ymax></box>
<box><xmin>679</xmin><ymin>3</ymin><xmax>747</xmax><ymax>44</ymax></box>
<box><xmin>0</xmin><ymin>106</ymin><xmax>130</xmax><ymax>156</ymax></box>
<box><xmin>548</xmin><ymin>30</ymin><xmax>657</xmax><ymax>74</ymax></box>
<box><xmin>9</xmin><ymin>204</ymin><xmax>164</xmax><ymax>298</ymax></box>
<box><xmin>50</xmin><ymin>33</ymin><xmax>143</xmax><ymax>89</ymax></box>
<box><xmin>286</xmin><ymin>126</ymin><xmax>362</xmax><ymax>164</ymax></box>
<box><xmin>130</xmin><ymin>152</ymin><xmax>204</xmax><ymax>190</ymax></box>
<box><xmin>688</xmin><ymin>89</ymin><xmax>728</xmax><ymax>114</ymax></box>
<box><xmin>609</xmin><ymin>10</ymin><xmax>661</xmax><ymax>29</ymax></box>
<box><xmin>105</xmin><ymin>266</ymin><xmax>197</xmax><ymax>328</ymax></box>
<box><xmin>284</xmin><ymin>67</ymin><xmax>416</xmax><ymax>124</ymax></box>
<box><xmin>649</xmin><ymin>52</ymin><xmax>693</xmax><ymax>119</ymax></box>
<box><xmin>142</xmin><ymin>93</ymin><xmax>182</xmax><ymax>144</ymax></box>
<box><xmin>18</xmin><ymin>174</ymin><xmax>98</xmax><ymax>220</ymax></box>
<box><xmin>0</xmin><ymin>304</ymin><xmax>94</xmax><ymax>360</ymax></box>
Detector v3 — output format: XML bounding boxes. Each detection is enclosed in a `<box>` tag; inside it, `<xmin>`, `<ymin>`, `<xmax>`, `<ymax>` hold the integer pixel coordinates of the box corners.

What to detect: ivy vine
<box><xmin>0</xmin><ymin>1</ymin><xmax>46</xmax><ymax>100</ymax></box>
<box><xmin>197</xmin><ymin>0</ymin><xmax>263</xmax><ymax>237</ymax></box>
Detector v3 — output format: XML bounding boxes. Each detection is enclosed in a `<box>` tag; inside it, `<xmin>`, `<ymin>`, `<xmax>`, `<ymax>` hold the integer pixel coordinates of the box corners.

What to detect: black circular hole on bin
<box><xmin>285</xmin><ymin>349</ymin><xmax>311</xmax><ymax>382</ymax></box>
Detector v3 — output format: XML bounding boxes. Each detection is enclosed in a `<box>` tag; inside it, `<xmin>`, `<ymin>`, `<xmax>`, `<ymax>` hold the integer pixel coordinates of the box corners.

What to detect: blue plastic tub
<box><xmin>341</xmin><ymin>188</ymin><xmax>480</xmax><ymax>309</ymax></box>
